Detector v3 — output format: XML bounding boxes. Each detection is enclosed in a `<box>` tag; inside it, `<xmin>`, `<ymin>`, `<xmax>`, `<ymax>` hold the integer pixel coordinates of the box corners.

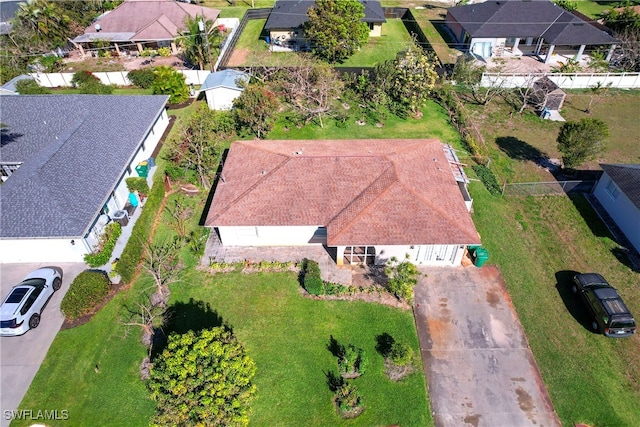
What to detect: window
<box><xmin>605</xmin><ymin>178</ymin><xmax>620</xmax><ymax>200</ymax></box>
<box><xmin>20</xmin><ymin>287</ymin><xmax>43</xmax><ymax>315</ymax></box>
<box><xmin>343</xmin><ymin>246</ymin><xmax>375</xmax><ymax>265</ymax></box>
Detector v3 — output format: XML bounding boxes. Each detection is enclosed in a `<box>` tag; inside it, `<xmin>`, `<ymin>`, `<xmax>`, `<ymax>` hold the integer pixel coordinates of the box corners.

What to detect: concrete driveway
<box><xmin>0</xmin><ymin>263</ymin><xmax>85</xmax><ymax>427</ymax></box>
<box><xmin>414</xmin><ymin>265</ymin><xmax>561</xmax><ymax>427</ymax></box>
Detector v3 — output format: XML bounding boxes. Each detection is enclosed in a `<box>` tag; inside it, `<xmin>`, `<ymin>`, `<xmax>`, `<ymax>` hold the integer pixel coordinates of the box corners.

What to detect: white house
<box><xmin>0</xmin><ymin>94</ymin><xmax>169</xmax><ymax>263</ymax></box>
<box><xmin>593</xmin><ymin>164</ymin><xmax>640</xmax><ymax>254</ymax></box>
<box><xmin>205</xmin><ymin>139</ymin><xmax>480</xmax><ymax>267</ymax></box>
<box><xmin>200</xmin><ymin>69</ymin><xmax>250</xmax><ymax>110</ymax></box>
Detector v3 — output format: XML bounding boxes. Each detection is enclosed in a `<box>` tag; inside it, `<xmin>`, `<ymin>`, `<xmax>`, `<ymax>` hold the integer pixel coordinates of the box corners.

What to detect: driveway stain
<box><xmin>486</xmin><ymin>289</ymin><xmax>500</xmax><ymax>307</ymax></box>
<box><xmin>516</xmin><ymin>386</ymin><xmax>535</xmax><ymax>412</ymax></box>
<box><xmin>463</xmin><ymin>414</ymin><xmax>481</xmax><ymax>426</ymax></box>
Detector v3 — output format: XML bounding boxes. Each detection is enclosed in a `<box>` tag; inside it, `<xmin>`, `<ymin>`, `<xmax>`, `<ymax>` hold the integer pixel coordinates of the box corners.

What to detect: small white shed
<box><xmin>200</xmin><ymin>69</ymin><xmax>250</xmax><ymax>110</ymax></box>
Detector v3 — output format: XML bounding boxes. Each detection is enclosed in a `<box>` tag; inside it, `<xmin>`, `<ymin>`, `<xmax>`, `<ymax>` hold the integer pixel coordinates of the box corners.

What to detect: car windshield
<box><xmin>5</xmin><ymin>287</ymin><xmax>29</xmax><ymax>304</ymax></box>
<box><xmin>611</xmin><ymin>320</ymin><xmax>636</xmax><ymax>328</ymax></box>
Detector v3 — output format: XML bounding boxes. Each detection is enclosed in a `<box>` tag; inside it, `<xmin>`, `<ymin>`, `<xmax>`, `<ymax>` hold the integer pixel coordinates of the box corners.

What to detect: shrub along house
<box><xmin>0</xmin><ymin>95</ymin><xmax>169</xmax><ymax>263</ymax></box>
<box><xmin>205</xmin><ymin>139</ymin><xmax>481</xmax><ymax>267</ymax></box>
<box><xmin>592</xmin><ymin>164</ymin><xmax>640</xmax><ymax>255</ymax></box>
<box><xmin>264</xmin><ymin>0</ymin><xmax>386</xmax><ymax>49</ymax></box>
<box><xmin>445</xmin><ymin>0</ymin><xmax>618</xmax><ymax>64</ymax></box>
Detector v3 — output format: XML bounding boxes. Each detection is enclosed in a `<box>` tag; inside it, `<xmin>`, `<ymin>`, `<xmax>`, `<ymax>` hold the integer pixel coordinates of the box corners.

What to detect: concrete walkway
<box><xmin>414</xmin><ymin>265</ymin><xmax>560</xmax><ymax>427</ymax></box>
<box><xmin>202</xmin><ymin>232</ymin><xmax>352</xmax><ymax>284</ymax></box>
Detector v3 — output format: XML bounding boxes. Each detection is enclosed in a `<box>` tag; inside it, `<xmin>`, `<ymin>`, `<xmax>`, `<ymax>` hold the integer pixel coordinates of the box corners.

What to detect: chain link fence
<box><xmin>502</xmin><ymin>180</ymin><xmax>597</xmax><ymax>196</ymax></box>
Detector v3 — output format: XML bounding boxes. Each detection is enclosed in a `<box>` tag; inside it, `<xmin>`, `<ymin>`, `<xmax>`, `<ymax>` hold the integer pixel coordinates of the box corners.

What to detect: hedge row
<box><xmin>472</xmin><ymin>164</ymin><xmax>503</xmax><ymax>196</ymax></box>
<box><xmin>60</xmin><ymin>270</ymin><xmax>110</xmax><ymax>320</ymax></box>
<box><xmin>115</xmin><ymin>175</ymin><xmax>165</xmax><ymax>283</ymax></box>
<box><xmin>84</xmin><ymin>222</ymin><xmax>121</xmax><ymax>267</ymax></box>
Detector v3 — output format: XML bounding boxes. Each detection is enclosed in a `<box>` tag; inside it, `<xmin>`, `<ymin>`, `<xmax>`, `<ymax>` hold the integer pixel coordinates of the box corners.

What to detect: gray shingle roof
<box><xmin>0</xmin><ymin>95</ymin><xmax>169</xmax><ymax>239</ymax></box>
<box><xmin>200</xmin><ymin>69</ymin><xmax>249</xmax><ymax>92</ymax></box>
<box><xmin>447</xmin><ymin>0</ymin><xmax>617</xmax><ymax>45</ymax></box>
<box><xmin>264</xmin><ymin>0</ymin><xmax>386</xmax><ymax>30</ymax></box>
<box><xmin>600</xmin><ymin>164</ymin><xmax>640</xmax><ymax>210</ymax></box>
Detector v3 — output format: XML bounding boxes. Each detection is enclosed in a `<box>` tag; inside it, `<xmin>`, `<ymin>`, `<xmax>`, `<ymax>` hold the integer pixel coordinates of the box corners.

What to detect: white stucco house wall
<box><xmin>0</xmin><ymin>94</ymin><xmax>169</xmax><ymax>263</ymax></box>
<box><xmin>200</xmin><ymin>69</ymin><xmax>250</xmax><ymax>110</ymax></box>
<box><xmin>205</xmin><ymin>139</ymin><xmax>480</xmax><ymax>267</ymax></box>
<box><xmin>592</xmin><ymin>164</ymin><xmax>640</xmax><ymax>254</ymax></box>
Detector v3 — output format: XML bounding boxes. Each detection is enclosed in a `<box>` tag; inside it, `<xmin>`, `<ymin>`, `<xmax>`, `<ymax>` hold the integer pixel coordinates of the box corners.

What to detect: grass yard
<box><xmin>267</xmin><ymin>99</ymin><xmax>462</xmax><ymax>144</ymax></box>
<box><xmin>170</xmin><ymin>270</ymin><xmax>430</xmax><ymax>426</ymax></box>
<box><xmin>575</xmin><ymin>0</ymin><xmax>618</xmax><ymax>18</ymax></box>
<box><xmin>466</xmin><ymin>90</ymin><xmax>640</xmax><ymax>426</ymax></box>
<box><xmin>465</xmin><ymin>90</ymin><xmax>640</xmax><ymax>183</ymax></box>
<box><xmin>229</xmin><ymin>18</ymin><xmax>414</xmax><ymax>67</ymax></box>
<box><xmin>410</xmin><ymin>5</ymin><xmax>462</xmax><ymax>66</ymax></box>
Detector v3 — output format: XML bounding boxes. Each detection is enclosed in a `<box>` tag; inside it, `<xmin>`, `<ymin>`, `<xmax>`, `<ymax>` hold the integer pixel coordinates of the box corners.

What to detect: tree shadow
<box><xmin>555</xmin><ymin>270</ymin><xmax>598</xmax><ymax>334</ymax></box>
<box><xmin>0</xmin><ymin>128</ymin><xmax>24</xmax><ymax>147</ymax></box>
<box><xmin>327</xmin><ymin>335</ymin><xmax>345</xmax><ymax>359</ymax></box>
<box><xmin>152</xmin><ymin>298</ymin><xmax>228</xmax><ymax>359</ymax></box>
<box><xmin>375</xmin><ymin>333</ymin><xmax>395</xmax><ymax>357</ymax></box>
<box><xmin>495</xmin><ymin>136</ymin><xmax>550</xmax><ymax>165</ymax></box>
<box><xmin>324</xmin><ymin>370</ymin><xmax>344</xmax><ymax>392</ymax></box>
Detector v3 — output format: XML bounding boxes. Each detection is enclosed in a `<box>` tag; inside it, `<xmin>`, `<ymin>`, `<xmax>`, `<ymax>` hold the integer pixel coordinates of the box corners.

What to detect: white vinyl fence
<box><xmin>481</xmin><ymin>72</ymin><xmax>640</xmax><ymax>89</ymax></box>
<box><xmin>31</xmin><ymin>69</ymin><xmax>213</xmax><ymax>88</ymax></box>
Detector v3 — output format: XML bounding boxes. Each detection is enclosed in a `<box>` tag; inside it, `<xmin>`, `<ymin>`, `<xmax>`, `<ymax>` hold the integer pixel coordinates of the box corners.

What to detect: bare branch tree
<box><xmin>141</xmin><ymin>236</ymin><xmax>183</xmax><ymax>304</ymax></box>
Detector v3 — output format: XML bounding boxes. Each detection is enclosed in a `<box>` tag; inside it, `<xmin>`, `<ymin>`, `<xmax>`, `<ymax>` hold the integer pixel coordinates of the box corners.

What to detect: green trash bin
<box><xmin>468</xmin><ymin>245</ymin><xmax>481</xmax><ymax>256</ymax></box>
<box><xmin>135</xmin><ymin>161</ymin><xmax>148</xmax><ymax>178</ymax></box>
<box><xmin>474</xmin><ymin>247</ymin><xmax>489</xmax><ymax>267</ymax></box>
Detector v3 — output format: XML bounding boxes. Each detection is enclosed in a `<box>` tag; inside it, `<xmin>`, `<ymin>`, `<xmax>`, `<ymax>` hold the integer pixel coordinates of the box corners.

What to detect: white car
<box><xmin>0</xmin><ymin>267</ymin><xmax>63</xmax><ymax>336</ymax></box>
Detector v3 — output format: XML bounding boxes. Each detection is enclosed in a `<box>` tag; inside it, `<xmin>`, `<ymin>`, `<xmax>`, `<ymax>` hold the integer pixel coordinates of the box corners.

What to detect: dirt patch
<box><xmin>227</xmin><ymin>48</ymin><xmax>250</xmax><ymax>67</ymax></box>
<box><xmin>383</xmin><ymin>358</ymin><xmax>415</xmax><ymax>381</ymax></box>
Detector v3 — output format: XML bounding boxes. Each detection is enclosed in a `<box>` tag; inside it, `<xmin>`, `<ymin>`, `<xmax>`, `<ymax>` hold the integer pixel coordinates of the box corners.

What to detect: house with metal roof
<box><xmin>264</xmin><ymin>0</ymin><xmax>386</xmax><ymax>50</ymax></box>
<box><xmin>445</xmin><ymin>0</ymin><xmax>618</xmax><ymax>63</ymax></box>
<box><xmin>205</xmin><ymin>139</ymin><xmax>480</xmax><ymax>267</ymax></box>
<box><xmin>0</xmin><ymin>95</ymin><xmax>169</xmax><ymax>263</ymax></box>
<box><xmin>593</xmin><ymin>164</ymin><xmax>640</xmax><ymax>254</ymax></box>
<box><xmin>72</xmin><ymin>0</ymin><xmax>220</xmax><ymax>57</ymax></box>
<box><xmin>200</xmin><ymin>69</ymin><xmax>250</xmax><ymax>110</ymax></box>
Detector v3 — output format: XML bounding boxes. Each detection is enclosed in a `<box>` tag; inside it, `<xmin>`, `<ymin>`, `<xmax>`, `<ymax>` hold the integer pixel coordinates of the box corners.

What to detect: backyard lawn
<box><xmin>467</xmin><ymin>91</ymin><xmax>640</xmax><ymax>426</ymax></box>
<box><xmin>228</xmin><ymin>18</ymin><xmax>414</xmax><ymax>67</ymax></box>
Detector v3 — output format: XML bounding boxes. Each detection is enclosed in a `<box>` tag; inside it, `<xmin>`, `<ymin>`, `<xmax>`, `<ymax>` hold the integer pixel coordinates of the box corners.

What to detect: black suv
<box><xmin>572</xmin><ymin>273</ymin><xmax>637</xmax><ymax>338</ymax></box>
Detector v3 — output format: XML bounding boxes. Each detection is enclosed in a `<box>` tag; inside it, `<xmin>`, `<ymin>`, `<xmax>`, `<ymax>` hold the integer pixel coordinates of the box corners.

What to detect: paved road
<box><xmin>0</xmin><ymin>263</ymin><xmax>85</xmax><ymax>427</ymax></box>
<box><xmin>414</xmin><ymin>265</ymin><xmax>561</xmax><ymax>427</ymax></box>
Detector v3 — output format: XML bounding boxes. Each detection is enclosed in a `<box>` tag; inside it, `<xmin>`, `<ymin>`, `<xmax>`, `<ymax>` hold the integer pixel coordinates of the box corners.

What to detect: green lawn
<box><xmin>410</xmin><ymin>6</ymin><xmax>461</xmax><ymax>66</ymax></box>
<box><xmin>170</xmin><ymin>271</ymin><xmax>430</xmax><ymax>426</ymax></box>
<box><xmin>575</xmin><ymin>0</ymin><xmax>618</xmax><ymax>18</ymax></box>
<box><xmin>230</xmin><ymin>18</ymin><xmax>413</xmax><ymax>67</ymax></box>
<box><xmin>466</xmin><ymin>91</ymin><xmax>640</xmax><ymax>426</ymax></box>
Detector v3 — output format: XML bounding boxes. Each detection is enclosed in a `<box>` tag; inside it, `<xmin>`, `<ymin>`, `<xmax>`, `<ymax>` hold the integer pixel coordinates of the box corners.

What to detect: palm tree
<box><xmin>179</xmin><ymin>16</ymin><xmax>216</xmax><ymax>71</ymax></box>
<box><xmin>14</xmin><ymin>0</ymin><xmax>71</xmax><ymax>48</ymax></box>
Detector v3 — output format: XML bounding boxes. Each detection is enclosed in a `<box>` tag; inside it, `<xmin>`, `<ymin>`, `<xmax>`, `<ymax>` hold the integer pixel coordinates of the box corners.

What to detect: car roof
<box><xmin>575</xmin><ymin>273</ymin><xmax>608</xmax><ymax>287</ymax></box>
<box><xmin>4</xmin><ymin>286</ymin><xmax>31</xmax><ymax>304</ymax></box>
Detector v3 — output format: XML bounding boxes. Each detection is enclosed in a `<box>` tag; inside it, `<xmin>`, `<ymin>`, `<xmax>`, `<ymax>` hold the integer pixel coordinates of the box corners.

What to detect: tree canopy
<box><xmin>233</xmin><ymin>84</ymin><xmax>279</xmax><ymax>138</ymax></box>
<box><xmin>303</xmin><ymin>0</ymin><xmax>370</xmax><ymax>63</ymax></box>
<box><xmin>557</xmin><ymin>118</ymin><xmax>609</xmax><ymax>171</ymax></box>
<box><xmin>148</xmin><ymin>327</ymin><xmax>257</xmax><ymax>426</ymax></box>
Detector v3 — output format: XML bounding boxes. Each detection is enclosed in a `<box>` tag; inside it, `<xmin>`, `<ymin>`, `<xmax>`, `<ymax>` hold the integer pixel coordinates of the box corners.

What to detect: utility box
<box><xmin>112</xmin><ymin>210</ymin><xmax>129</xmax><ymax>227</ymax></box>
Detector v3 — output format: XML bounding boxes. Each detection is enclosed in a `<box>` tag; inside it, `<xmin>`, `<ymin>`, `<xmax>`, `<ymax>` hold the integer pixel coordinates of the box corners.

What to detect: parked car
<box><xmin>572</xmin><ymin>273</ymin><xmax>637</xmax><ymax>338</ymax></box>
<box><xmin>0</xmin><ymin>267</ymin><xmax>63</xmax><ymax>337</ymax></box>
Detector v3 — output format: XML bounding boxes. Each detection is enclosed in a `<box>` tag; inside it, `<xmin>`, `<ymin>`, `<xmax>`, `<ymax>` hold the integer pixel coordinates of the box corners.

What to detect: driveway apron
<box><xmin>414</xmin><ymin>265</ymin><xmax>561</xmax><ymax>427</ymax></box>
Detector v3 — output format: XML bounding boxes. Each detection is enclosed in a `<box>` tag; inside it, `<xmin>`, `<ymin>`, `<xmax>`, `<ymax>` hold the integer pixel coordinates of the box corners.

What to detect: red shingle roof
<box><xmin>205</xmin><ymin>139</ymin><xmax>481</xmax><ymax>246</ymax></box>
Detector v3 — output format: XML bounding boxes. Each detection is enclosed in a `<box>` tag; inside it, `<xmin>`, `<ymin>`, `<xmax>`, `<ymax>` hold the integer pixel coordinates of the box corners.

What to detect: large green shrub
<box><xmin>303</xmin><ymin>259</ymin><xmax>323</xmax><ymax>295</ymax></box>
<box><xmin>60</xmin><ymin>270</ymin><xmax>110</xmax><ymax>319</ymax></box>
<box><xmin>389</xmin><ymin>341</ymin><xmax>413</xmax><ymax>366</ymax></box>
<box><xmin>71</xmin><ymin>70</ymin><xmax>113</xmax><ymax>94</ymax></box>
<box><xmin>127</xmin><ymin>68</ymin><xmax>156</xmax><ymax>89</ymax></box>
<box><xmin>472</xmin><ymin>164</ymin><xmax>502</xmax><ymax>196</ymax></box>
<box><xmin>115</xmin><ymin>178</ymin><xmax>165</xmax><ymax>283</ymax></box>
<box><xmin>126</xmin><ymin>177</ymin><xmax>150</xmax><ymax>196</ymax></box>
<box><xmin>15</xmin><ymin>79</ymin><xmax>51</xmax><ymax>94</ymax></box>
<box><xmin>151</xmin><ymin>66</ymin><xmax>189</xmax><ymax>104</ymax></box>
<box><xmin>84</xmin><ymin>222</ymin><xmax>121</xmax><ymax>267</ymax></box>
<box><xmin>385</xmin><ymin>256</ymin><xmax>418</xmax><ymax>304</ymax></box>
<box><xmin>149</xmin><ymin>327</ymin><xmax>257</xmax><ymax>426</ymax></box>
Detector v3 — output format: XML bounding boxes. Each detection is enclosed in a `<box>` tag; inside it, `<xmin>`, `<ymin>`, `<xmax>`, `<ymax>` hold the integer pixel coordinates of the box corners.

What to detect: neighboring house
<box><xmin>72</xmin><ymin>0</ymin><xmax>220</xmax><ymax>57</ymax></box>
<box><xmin>0</xmin><ymin>0</ymin><xmax>21</xmax><ymax>35</ymax></box>
<box><xmin>445</xmin><ymin>0</ymin><xmax>618</xmax><ymax>63</ymax></box>
<box><xmin>0</xmin><ymin>95</ymin><xmax>170</xmax><ymax>263</ymax></box>
<box><xmin>592</xmin><ymin>164</ymin><xmax>640</xmax><ymax>254</ymax></box>
<box><xmin>200</xmin><ymin>69</ymin><xmax>250</xmax><ymax>110</ymax></box>
<box><xmin>0</xmin><ymin>74</ymin><xmax>33</xmax><ymax>95</ymax></box>
<box><xmin>264</xmin><ymin>0</ymin><xmax>386</xmax><ymax>49</ymax></box>
<box><xmin>205</xmin><ymin>139</ymin><xmax>480</xmax><ymax>267</ymax></box>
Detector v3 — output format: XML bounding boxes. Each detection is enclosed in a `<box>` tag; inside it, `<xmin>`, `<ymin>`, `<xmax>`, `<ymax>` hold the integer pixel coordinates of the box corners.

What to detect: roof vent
<box><xmin>261</xmin><ymin>170</ymin><xmax>266</xmax><ymax>175</ymax></box>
